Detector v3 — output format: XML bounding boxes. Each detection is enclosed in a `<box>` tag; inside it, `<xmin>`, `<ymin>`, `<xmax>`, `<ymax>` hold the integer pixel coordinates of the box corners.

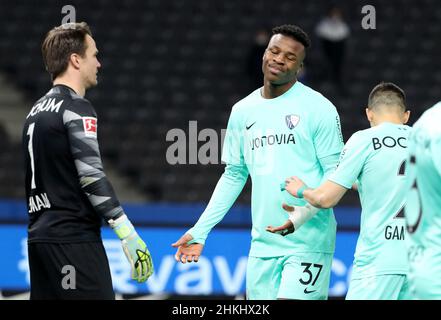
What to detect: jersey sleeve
<box><xmin>187</xmin><ymin>163</ymin><xmax>249</xmax><ymax>244</ymax></box>
<box><xmin>329</xmin><ymin>131</ymin><xmax>369</xmax><ymax>189</ymax></box>
<box><xmin>318</xmin><ymin>152</ymin><xmax>341</xmax><ymax>183</ymax></box>
<box><xmin>221</xmin><ymin>106</ymin><xmax>246</xmax><ymax>166</ymax></box>
<box><xmin>188</xmin><ymin>107</ymin><xmax>249</xmax><ymax>244</ymax></box>
<box><xmin>313</xmin><ymin>102</ymin><xmax>344</xmax><ymax>159</ymax></box>
<box><xmin>62</xmin><ymin>99</ymin><xmax>124</xmax><ymax>221</ymax></box>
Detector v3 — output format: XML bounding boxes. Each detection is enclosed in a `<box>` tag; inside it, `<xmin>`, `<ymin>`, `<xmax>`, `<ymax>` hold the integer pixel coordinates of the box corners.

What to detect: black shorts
<box><xmin>28</xmin><ymin>241</ymin><xmax>115</xmax><ymax>300</ymax></box>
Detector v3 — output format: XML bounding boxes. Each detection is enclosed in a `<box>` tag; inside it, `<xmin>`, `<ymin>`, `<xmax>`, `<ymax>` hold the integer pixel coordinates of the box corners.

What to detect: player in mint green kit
<box><xmin>405</xmin><ymin>101</ymin><xmax>441</xmax><ymax>299</ymax></box>
<box><xmin>268</xmin><ymin>83</ymin><xmax>412</xmax><ymax>299</ymax></box>
<box><xmin>172</xmin><ymin>25</ymin><xmax>344</xmax><ymax>300</ymax></box>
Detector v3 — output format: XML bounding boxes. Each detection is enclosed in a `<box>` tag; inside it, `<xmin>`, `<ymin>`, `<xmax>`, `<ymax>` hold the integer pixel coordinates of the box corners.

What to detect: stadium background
<box><xmin>0</xmin><ymin>0</ymin><xmax>439</xmax><ymax>299</ymax></box>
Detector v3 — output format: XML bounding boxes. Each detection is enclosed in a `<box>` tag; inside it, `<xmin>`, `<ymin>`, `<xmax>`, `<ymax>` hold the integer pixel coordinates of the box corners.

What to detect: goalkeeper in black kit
<box><xmin>22</xmin><ymin>22</ymin><xmax>153</xmax><ymax>300</ymax></box>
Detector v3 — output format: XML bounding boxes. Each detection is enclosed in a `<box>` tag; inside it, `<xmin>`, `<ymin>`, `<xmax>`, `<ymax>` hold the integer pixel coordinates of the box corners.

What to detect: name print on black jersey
<box><xmin>26</xmin><ymin>98</ymin><xmax>64</xmax><ymax>119</ymax></box>
<box><xmin>28</xmin><ymin>193</ymin><xmax>51</xmax><ymax>213</ymax></box>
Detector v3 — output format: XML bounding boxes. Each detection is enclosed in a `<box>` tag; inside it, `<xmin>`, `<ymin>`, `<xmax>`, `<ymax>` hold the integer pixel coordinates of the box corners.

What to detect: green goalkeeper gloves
<box><xmin>109</xmin><ymin>214</ymin><xmax>154</xmax><ymax>282</ymax></box>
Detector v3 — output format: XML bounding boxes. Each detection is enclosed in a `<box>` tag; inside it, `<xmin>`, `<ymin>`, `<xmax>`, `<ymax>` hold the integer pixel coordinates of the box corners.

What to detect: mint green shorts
<box><xmin>246</xmin><ymin>252</ymin><xmax>333</xmax><ymax>300</ymax></box>
<box><xmin>409</xmin><ymin>268</ymin><xmax>441</xmax><ymax>300</ymax></box>
<box><xmin>346</xmin><ymin>274</ymin><xmax>411</xmax><ymax>300</ymax></box>
<box><xmin>410</xmin><ymin>276</ymin><xmax>441</xmax><ymax>299</ymax></box>
<box><xmin>408</xmin><ymin>254</ymin><xmax>441</xmax><ymax>299</ymax></box>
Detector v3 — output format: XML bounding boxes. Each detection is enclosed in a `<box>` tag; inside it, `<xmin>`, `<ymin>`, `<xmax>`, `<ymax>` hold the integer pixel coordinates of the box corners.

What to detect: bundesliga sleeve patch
<box><xmin>82</xmin><ymin>117</ymin><xmax>97</xmax><ymax>137</ymax></box>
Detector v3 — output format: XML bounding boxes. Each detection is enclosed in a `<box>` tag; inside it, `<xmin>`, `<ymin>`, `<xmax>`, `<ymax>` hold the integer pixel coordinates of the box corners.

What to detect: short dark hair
<box><xmin>272</xmin><ymin>24</ymin><xmax>311</xmax><ymax>49</ymax></box>
<box><xmin>41</xmin><ymin>22</ymin><xmax>92</xmax><ymax>80</ymax></box>
<box><xmin>368</xmin><ymin>82</ymin><xmax>407</xmax><ymax>111</ymax></box>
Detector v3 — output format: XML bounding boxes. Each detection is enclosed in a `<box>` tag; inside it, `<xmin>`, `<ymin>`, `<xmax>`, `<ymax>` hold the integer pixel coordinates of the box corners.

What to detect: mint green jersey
<box><xmin>405</xmin><ymin>102</ymin><xmax>441</xmax><ymax>299</ymax></box>
<box><xmin>329</xmin><ymin>123</ymin><xmax>411</xmax><ymax>279</ymax></box>
<box><xmin>221</xmin><ymin>81</ymin><xmax>343</xmax><ymax>257</ymax></box>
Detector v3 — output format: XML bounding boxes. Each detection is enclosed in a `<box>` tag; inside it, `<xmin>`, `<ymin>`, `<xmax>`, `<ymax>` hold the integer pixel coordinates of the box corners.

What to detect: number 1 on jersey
<box><xmin>27</xmin><ymin>123</ymin><xmax>36</xmax><ymax>189</ymax></box>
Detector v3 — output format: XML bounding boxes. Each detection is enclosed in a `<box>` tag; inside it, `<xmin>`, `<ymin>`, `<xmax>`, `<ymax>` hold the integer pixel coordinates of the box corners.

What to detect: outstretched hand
<box><xmin>266</xmin><ymin>203</ymin><xmax>296</xmax><ymax>236</ymax></box>
<box><xmin>172</xmin><ymin>233</ymin><xmax>204</xmax><ymax>264</ymax></box>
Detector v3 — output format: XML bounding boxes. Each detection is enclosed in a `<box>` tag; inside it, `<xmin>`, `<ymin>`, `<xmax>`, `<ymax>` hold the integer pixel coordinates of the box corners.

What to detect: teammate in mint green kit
<box><xmin>268</xmin><ymin>82</ymin><xmax>412</xmax><ymax>299</ymax></box>
<box><xmin>172</xmin><ymin>25</ymin><xmax>344</xmax><ymax>300</ymax></box>
<box><xmin>405</xmin><ymin>101</ymin><xmax>441</xmax><ymax>299</ymax></box>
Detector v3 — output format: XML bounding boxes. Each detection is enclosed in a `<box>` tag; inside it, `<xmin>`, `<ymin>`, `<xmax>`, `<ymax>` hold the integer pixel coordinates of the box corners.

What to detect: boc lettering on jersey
<box><xmin>372</xmin><ymin>136</ymin><xmax>407</xmax><ymax>150</ymax></box>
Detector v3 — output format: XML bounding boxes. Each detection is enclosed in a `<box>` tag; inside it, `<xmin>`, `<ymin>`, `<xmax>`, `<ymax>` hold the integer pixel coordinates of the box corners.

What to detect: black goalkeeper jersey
<box><xmin>22</xmin><ymin>84</ymin><xmax>124</xmax><ymax>243</ymax></box>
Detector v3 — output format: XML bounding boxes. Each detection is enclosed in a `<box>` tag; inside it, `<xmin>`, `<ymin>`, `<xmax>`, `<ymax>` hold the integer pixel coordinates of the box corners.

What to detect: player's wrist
<box><xmin>288</xmin><ymin>204</ymin><xmax>320</xmax><ymax>230</ymax></box>
<box><xmin>109</xmin><ymin>214</ymin><xmax>136</xmax><ymax>240</ymax></box>
<box><xmin>186</xmin><ymin>229</ymin><xmax>207</xmax><ymax>245</ymax></box>
<box><xmin>296</xmin><ymin>184</ymin><xmax>310</xmax><ymax>198</ymax></box>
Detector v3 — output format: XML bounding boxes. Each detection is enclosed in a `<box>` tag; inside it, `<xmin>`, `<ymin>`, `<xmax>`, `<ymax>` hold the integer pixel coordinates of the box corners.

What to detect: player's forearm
<box><xmin>188</xmin><ymin>164</ymin><xmax>248</xmax><ymax>244</ymax></box>
<box><xmin>303</xmin><ymin>179</ymin><xmax>347</xmax><ymax>209</ymax></box>
<box><xmin>303</xmin><ymin>188</ymin><xmax>336</xmax><ymax>209</ymax></box>
<box><xmin>80</xmin><ymin>174</ymin><xmax>125</xmax><ymax>220</ymax></box>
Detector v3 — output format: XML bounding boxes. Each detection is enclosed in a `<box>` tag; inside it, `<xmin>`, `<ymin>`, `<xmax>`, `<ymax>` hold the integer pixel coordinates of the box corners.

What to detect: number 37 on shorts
<box><xmin>278</xmin><ymin>253</ymin><xmax>333</xmax><ymax>300</ymax></box>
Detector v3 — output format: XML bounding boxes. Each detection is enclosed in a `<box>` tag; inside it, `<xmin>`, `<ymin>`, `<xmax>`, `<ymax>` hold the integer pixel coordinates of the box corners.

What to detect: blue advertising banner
<box><xmin>0</xmin><ymin>225</ymin><xmax>357</xmax><ymax>297</ymax></box>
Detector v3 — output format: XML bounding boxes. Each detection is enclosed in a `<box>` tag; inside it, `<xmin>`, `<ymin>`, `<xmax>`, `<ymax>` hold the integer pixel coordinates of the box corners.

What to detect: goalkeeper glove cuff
<box><xmin>109</xmin><ymin>214</ymin><xmax>135</xmax><ymax>240</ymax></box>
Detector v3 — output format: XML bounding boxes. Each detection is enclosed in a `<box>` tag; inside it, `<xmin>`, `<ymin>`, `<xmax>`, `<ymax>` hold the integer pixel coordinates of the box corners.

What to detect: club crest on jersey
<box><xmin>285</xmin><ymin>114</ymin><xmax>300</xmax><ymax>129</ymax></box>
<box><xmin>82</xmin><ymin>117</ymin><xmax>97</xmax><ymax>137</ymax></box>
